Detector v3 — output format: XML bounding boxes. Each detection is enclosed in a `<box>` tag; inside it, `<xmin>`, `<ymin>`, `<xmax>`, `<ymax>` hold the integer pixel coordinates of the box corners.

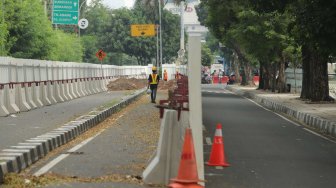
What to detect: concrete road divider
<box><xmin>3</xmin><ymin>85</ymin><xmax>20</xmax><ymax>114</ymax></box>
<box><xmin>15</xmin><ymin>84</ymin><xmax>31</xmax><ymax>112</ymax></box>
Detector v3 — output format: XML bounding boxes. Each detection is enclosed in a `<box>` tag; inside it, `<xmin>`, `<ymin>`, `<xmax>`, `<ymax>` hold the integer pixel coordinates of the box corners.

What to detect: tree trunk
<box><xmin>277</xmin><ymin>60</ymin><xmax>286</xmax><ymax>93</ymax></box>
<box><xmin>234</xmin><ymin>58</ymin><xmax>241</xmax><ymax>84</ymax></box>
<box><xmin>258</xmin><ymin>62</ymin><xmax>264</xmax><ymax>90</ymax></box>
<box><xmin>265</xmin><ymin>63</ymin><xmax>272</xmax><ymax>90</ymax></box>
<box><xmin>271</xmin><ymin>63</ymin><xmax>276</xmax><ymax>92</ymax></box>
<box><xmin>301</xmin><ymin>44</ymin><xmax>331</xmax><ymax>101</ymax></box>
<box><xmin>300</xmin><ymin>44</ymin><xmax>311</xmax><ymax>99</ymax></box>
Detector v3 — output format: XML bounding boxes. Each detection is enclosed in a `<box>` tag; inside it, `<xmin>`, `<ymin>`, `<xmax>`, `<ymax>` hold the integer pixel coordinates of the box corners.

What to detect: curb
<box><xmin>226</xmin><ymin>86</ymin><xmax>336</xmax><ymax>138</ymax></box>
<box><xmin>0</xmin><ymin>88</ymin><xmax>146</xmax><ymax>183</ymax></box>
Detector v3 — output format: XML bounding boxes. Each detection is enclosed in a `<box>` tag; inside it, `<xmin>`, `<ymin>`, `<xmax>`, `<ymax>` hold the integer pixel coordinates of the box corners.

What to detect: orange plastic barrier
<box><xmin>253</xmin><ymin>76</ymin><xmax>260</xmax><ymax>85</ymax></box>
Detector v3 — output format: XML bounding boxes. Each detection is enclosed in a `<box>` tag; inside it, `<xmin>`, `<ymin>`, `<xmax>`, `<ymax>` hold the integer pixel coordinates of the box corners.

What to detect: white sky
<box><xmin>87</xmin><ymin>0</ymin><xmax>135</xmax><ymax>9</ymax></box>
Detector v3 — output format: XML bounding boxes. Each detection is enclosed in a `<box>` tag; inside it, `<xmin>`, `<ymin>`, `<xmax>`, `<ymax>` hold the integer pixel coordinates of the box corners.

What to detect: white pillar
<box><xmin>187</xmin><ymin>30</ymin><xmax>204</xmax><ymax>183</ymax></box>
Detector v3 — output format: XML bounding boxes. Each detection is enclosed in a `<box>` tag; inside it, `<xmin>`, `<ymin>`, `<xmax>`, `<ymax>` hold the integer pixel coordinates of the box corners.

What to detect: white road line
<box><xmin>303</xmin><ymin>128</ymin><xmax>336</xmax><ymax>144</ymax></box>
<box><xmin>274</xmin><ymin>112</ymin><xmax>301</xmax><ymax>127</ymax></box>
<box><xmin>205</xmin><ymin>137</ymin><xmax>212</xmax><ymax>145</ymax></box>
<box><xmin>246</xmin><ymin>97</ymin><xmax>336</xmax><ymax>144</ymax></box>
<box><xmin>34</xmin><ymin>132</ymin><xmax>102</xmax><ymax>177</ymax></box>
<box><xmin>244</xmin><ymin>97</ymin><xmax>271</xmax><ymax>112</ymax></box>
<box><xmin>215</xmin><ymin>166</ymin><xmax>224</xmax><ymax>170</ymax></box>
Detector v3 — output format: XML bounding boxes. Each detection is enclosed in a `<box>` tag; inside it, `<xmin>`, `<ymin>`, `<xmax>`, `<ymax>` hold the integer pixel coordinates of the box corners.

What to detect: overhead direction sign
<box><xmin>131</xmin><ymin>24</ymin><xmax>156</xmax><ymax>37</ymax></box>
<box><xmin>52</xmin><ymin>0</ymin><xmax>79</xmax><ymax>25</ymax></box>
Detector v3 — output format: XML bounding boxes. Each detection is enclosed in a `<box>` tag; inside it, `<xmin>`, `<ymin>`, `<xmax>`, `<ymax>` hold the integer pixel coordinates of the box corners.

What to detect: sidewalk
<box><xmin>226</xmin><ymin>85</ymin><xmax>336</xmax><ymax>139</ymax></box>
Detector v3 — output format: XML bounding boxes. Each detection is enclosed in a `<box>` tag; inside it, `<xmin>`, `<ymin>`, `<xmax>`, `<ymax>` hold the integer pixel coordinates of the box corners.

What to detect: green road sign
<box><xmin>52</xmin><ymin>0</ymin><xmax>79</xmax><ymax>25</ymax></box>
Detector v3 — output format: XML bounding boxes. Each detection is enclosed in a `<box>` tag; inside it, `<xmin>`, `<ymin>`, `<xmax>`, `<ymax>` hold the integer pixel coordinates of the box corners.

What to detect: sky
<box><xmin>87</xmin><ymin>0</ymin><xmax>135</xmax><ymax>9</ymax></box>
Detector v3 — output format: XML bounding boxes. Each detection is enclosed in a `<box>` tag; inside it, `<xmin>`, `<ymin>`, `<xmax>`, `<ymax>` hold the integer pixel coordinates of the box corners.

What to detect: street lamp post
<box><xmin>158</xmin><ymin>0</ymin><xmax>163</xmax><ymax>71</ymax></box>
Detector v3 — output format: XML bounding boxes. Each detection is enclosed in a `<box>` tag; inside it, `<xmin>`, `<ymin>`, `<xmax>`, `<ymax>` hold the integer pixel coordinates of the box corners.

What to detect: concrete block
<box><xmin>37</xmin><ymin>135</ymin><xmax>58</xmax><ymax>149</ymax></box>
<box><xmin>69</xmin><ymin>82</ymin><xmax>78</xmax><ymax>99</ymax></box>
<box><xmin>25</xmin><ymin>140</ymin><xmax>50</xmax><ymax>154</ymax></box>
<box><xmin>15</xmin><ymin>84</ymin><xmax>31</xmax><ymax>112</ymax></box>
<box><xmin>31</xmin><ymin>84</ymin><xmax>43</xmax><ymax>108</ymax></box>
<box><xmin>143</xmin><ymin>110</ymin><xmax>185</xmax><ymax>185</ymax></box>
<box><xmin>0</xmin><ymin>153</ymin><xmax>26</xmax><ymax>170</ymax></box>
<box><xmin>10</xmin><ymin>146</ymin><xmax>38</xmax><ymax>163</ymax></box>
<box><xmin>2</xmin><ymin>149</ymin><xmax>32</xmax><ymax>166</ymax></box>
<box><xmin>0</xmin><ymin>156</ymin><xmax>19</xmax><ymax>173</ymax></box>
<box><xmin>53</xmin><ymin>82</ymin><xmax>65</xmax><ymax>103</ymax></box>
<box><xmin>3</xmin><ymin>85</ymin><xmax>20</xmax><ymax>114</ymax></box>
<box><xmin>0</xmin><ymin>162</ymin><xmax>5</xmax><ymax>183</ymax></box>
<box><xmin>18</xmin><ymin>143</ymin><xmax>45</xmax><ymax>158</ymax></box>
<box><xmin>45</xmin><ymin>133</ymin><xmax>63</xmax><ymax>146</ymax></box>
<box><xmin>75</xmin><ymin>81</ymin><xmax>82</xmax><ymax>97</ymax></box>
<box><xmin>40</xmin><ymin>83</ymin><xmax>52</xmax><ymax>106</ymax></box>
<box><xmin>64</xmin><ymin>82</ymin><xmax>73</xmax><ymax>100</ymax></box>
<box><xmin>80</xmin><ymin>81</ymin><xmax>88</xmax><ymax>96</ymax></box>
<box><xmin>59</xmin><ymin>83</ymin><xmax>70</xmax><ymax>101</ymax></box>
<box><xmin>24</xmin><ymin>84</ymin><xmax>37</xmax><ymax>109</ymax></box>
<box><xmin>28</xmin><ymin>138</ymin><xmax>53</xmax><ymax>153</ymax></box>
<box><xmin>0</xmin><ymin>88</ymin><xmax>10</xmax><ymax>117</ymax></box>
<box><xmin>47</xmin><ymin>81</ymin><xmax>57</xmax><ymax>104</ymax></box>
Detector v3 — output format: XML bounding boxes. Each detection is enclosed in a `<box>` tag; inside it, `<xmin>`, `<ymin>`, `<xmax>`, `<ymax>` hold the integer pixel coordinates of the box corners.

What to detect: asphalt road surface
<box><xmin>0</xmin><ymin>91</ymin><xmax>126</xmax><ymax>151</ymax></box>
<box><xmin>202</xmin><ymin>85</ymin><xmax>336</xmax><ymax>188</ymax></box>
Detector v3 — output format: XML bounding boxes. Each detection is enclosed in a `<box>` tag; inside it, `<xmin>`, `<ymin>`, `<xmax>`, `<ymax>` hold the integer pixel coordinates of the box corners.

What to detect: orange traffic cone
<box><xmin>207</xmin><ymin>123</ymin><xmax>230</xmax><ymax>167</ymax></box>
<box><xmin>168</xmin><ymin>128</ymin><xmax>204</xmax><ymax>188</ymax></box>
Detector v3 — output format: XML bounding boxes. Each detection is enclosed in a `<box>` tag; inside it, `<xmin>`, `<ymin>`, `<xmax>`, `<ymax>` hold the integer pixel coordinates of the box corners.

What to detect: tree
<box><xmin>201</xmin><ymin>44</ymin><xmax>212</xmax><ymax>66</ymax></box>
<box><xmin>6</xmin><ymin>0</ymin><xmax>55</xmax><ymax>59</ymax></box>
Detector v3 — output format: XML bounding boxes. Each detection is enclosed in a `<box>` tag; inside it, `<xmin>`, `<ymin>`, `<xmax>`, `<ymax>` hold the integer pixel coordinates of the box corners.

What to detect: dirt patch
<box><xmin>158</xmin><ymin>80</ymin><xmax>176</xmax><ymax>91</ymax></box>
<box><xmin>107</xmin><ymin>78</ymin><xmax>147</xmax><ymax>91</ymax></box>
<box><xmin>107</xmin><ymin>78</ymin><xmax>177</xmax><ymax>91</ymax></box>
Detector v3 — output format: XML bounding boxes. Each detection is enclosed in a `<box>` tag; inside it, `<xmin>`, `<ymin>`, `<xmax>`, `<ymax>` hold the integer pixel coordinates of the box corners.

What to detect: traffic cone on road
<box><xmin>168</xmin><ymin>128</ymin><xmax>204</xmax><ymax>188</ymax></box>
<box><xmin>207</xmin><ymin>123</ymin><xmax>230</xmax><ymax>167</ymax></box>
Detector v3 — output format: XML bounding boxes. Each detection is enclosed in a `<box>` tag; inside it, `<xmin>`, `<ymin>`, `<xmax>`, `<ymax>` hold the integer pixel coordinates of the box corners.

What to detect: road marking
<box><xmin>303</xmin><ymin>128</ymin><xmax>336</xmax><ymax>144</ymax></box>
<box><xmin>34</xmin><ymin>132</ymin><xmax>102</xmax><ymax>177</ymax></box>
<box><xmin>205</xmin><ymin>137</ymin><xmax>212</xmax><ymax>145</ymax></box>
<box><xmin>244</xmin><ymin>97</ymin><xmax>271</xmax><ymax>112</ymax></box>
<box><xmin>215</xmin><ymin>166</ymin><xmax>224</xmax><ymax>170</ymax></box>
<box><xmin>274</xmin><ymin>113</ymin><xmax>301</xmax><ymax>127</ymax></box>
<box><xmin>205</xmin><ymin>173</ymin><xmax>225</xmax><ymax>176</ymax></box>
<box><xmin>245</xmin><ymin>97</ymin><xmax>303</xmax><ymax>127</ymax></box>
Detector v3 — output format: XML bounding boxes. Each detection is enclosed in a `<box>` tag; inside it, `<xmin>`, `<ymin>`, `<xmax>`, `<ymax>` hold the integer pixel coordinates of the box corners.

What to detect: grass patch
<box><xmin>96</xmin><ymin>99</ymin><xmax>120</xmax><ymax>111</ymax></box>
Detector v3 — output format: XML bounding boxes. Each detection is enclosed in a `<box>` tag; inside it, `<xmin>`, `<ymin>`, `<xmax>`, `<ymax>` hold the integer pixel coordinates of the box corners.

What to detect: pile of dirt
<box><xmin>107</xmin><ymin>78</ymin><xmax>177</xmax><ymax>91</ymax></box>
<box><xmin>159</xmin><ymin>79</ymin><xmax>176</xmax><ymax>90</ymax></box>
<box><xmin>107</xmin><ymin>78</ymin><xmax>147</xmax><ymax>91</ymax></box>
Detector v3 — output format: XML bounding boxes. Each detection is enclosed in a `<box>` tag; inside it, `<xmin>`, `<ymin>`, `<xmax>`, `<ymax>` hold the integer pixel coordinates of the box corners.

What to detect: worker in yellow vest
<box><xmin>148</xmin><ymin>66</ymin><xmax>160</xmax><ymax>103</ymax></box>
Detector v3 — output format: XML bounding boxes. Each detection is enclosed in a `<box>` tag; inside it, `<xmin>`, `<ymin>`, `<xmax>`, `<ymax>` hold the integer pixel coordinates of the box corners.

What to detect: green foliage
<box><xmin>201</xmin><ymin>44</ymin><xmax>212</xmax><ymax>66</ymax></box>
<box><xmin>49</xmin><ymin>30</ymin><xmax>83</xmax><ymax>62</ymax></box>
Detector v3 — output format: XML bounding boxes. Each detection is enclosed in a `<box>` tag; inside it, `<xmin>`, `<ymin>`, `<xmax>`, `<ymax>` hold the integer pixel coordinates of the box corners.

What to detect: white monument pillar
<box><xmin>187</xmin><ymin>29</ymin><xmax>204</xmax><ymax>183</ymax></box>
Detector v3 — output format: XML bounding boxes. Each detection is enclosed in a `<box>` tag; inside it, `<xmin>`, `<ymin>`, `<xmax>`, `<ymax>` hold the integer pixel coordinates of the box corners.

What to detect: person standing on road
<box><xmin>163</xmin><ymin>69</ymin><xmax>168</xmax><ymax>81</ymax></box>
<box><xmin>148</xmin><ymin>66</ymin><xmax>160</xmax><ymax>103</ymax></box>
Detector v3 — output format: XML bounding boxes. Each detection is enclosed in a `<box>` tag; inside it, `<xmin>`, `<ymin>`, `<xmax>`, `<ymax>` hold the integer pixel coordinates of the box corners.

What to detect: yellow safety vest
<box><xmin>150</xmin><ymin>74</ymin><xmax>158</xmax><ymax>84</ymax></box>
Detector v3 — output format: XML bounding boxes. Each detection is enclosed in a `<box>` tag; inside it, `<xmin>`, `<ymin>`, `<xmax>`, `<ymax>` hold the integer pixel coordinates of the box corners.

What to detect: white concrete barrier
<box><xmin>24</xmin><ymin>84</ymin><xmax>37</xmax><ymax>109</ymax></box>
<box><xmin>47</xmin><ymin>81</ymin><xmax>57</xmax><ymax>104</ymax></box>
<box><xmin>3</xmin><ymin>85</ymin><xmax>20</xmax><ymax>114</ymax></box>
<box><xmin>53</xmin><ymin>82</ymin><xmax>64</xmax><ymax>103</ymax></box>
<box><xmin>69</xmin><ymin>81</ymin><xmax>78</xmax><ymax>99</ymax></box>
<box><xmin>142</xmin><ymin>110</ymin><xmax>188</xmax><ymax>185</ymax></box>
<box><xmin>40</xmin><ymin>83</ymin><xmax>52</xmax><ymax>106</ymax></box>
<box><xmin>0</xmin><ymin>87</ymin><xmax>10</xmax><ymax>116</ymax></box>
<box><xmin>15</xmin><ymin>84</ymin><xmax>31</xmax><ymax>112</ymax></box>
<box><xmin>31</xmin><ymin>84</ymin><xmax>43</xmax><ymax>108</ymax></box>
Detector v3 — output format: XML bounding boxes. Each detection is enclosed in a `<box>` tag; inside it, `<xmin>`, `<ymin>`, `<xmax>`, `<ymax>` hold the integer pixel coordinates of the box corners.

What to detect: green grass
<box><xmin>96</xmin><ymin>99</ymin><xmax>120</xmax><ymax>111</ymax></box>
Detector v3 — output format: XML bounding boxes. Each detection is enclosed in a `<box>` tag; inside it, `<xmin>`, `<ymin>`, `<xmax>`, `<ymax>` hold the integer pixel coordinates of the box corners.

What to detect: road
<box><xmin>202</xmin><ymin>85</ymin><xmax>336</xmax><ymax>188</ymax></box>
<box><xmin>0</xmin><ymin>91</ymin><xmax>127</xmax><ymax>151</ymax></box>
